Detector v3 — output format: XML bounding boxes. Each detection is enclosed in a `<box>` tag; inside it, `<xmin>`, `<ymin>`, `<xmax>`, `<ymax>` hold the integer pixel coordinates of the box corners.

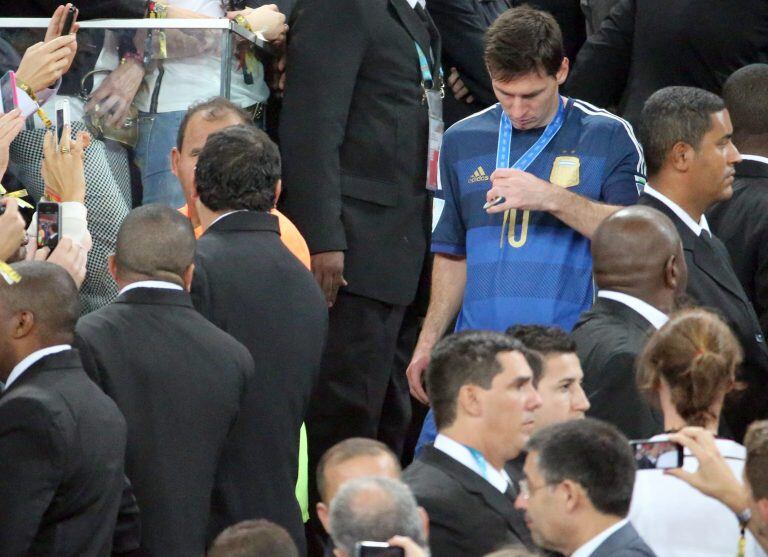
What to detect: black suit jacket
<box><xmin>708</xmin><ymin>159</ymin><xmax>768</xmax><ymax>338</ymax></box>
<box><xmin>591</xmin><ymin>522</ymin><xmax>657</xmax><ymax>557</ymax></box>
<box><xmin>76</xmin><ymin>287</ymin><xmax>256</xmax><ymax>557</ymax></box>
<box><xmin>572</xmin><ymin>297</ymin><xmax>663</xmax><ymax>439</ymax></box>
<box><xmin>403</xmin><ymin>446</ymin><xmax>534</xmax><ymax>557</ymax></box>
<box><xmin>565</xmin><ymin>0</ymin><xmax>768</xmax><ymax>126</ymax></box>
<box><xmin>0</xmin><ymin>350</ymin><xmax>127</xmax><ymax>557</ymax></box>
<box><xmin>427</xmin><ymin>0</ymin><xmax>508</xmax><ymax>126</ymax></box>
<box><xmin>280</xmin><ymin>0</ymin><xmax>439</xmax><ymax>306</ymax></box>
<box><xmin>639</xmin><ymin>193</ymin><xmax>768</xmax><ymax>439</ymax></box>
<box><xmin>190</xmin><ymin>211</ymin><xmax>327</xmax><ymax>552</ymax></box>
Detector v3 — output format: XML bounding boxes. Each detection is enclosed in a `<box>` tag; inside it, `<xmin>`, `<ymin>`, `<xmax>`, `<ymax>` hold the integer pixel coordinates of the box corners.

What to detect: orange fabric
<box><xmin>178</xmin><ymin>204</ymin><xmax>311</xmax><ymax>270</ymax></box>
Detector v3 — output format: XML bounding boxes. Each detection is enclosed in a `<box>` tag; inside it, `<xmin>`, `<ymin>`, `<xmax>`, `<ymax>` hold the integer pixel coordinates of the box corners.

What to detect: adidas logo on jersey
<box><xmin>468</xmin><ymin>166</ymin><xmax>490</xmax><ymax>183</ymax></box>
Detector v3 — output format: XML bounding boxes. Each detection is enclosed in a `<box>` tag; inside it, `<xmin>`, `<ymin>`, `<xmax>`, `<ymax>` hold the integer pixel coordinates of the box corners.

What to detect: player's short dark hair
<box><xmin>484</xmin><ymin>5</ymin><xmax>564</xmax><ymax>82</ymax></box>
<box><xmin>176</xmin><ymin>96</ymin><xmax>251</xmax><ymax>151</ymax></box>
<box><xmin>722</xmin><ymin>64</ymin><xmax>768</xmax><ymax>139</ymax></box>
<box><xmin>506</xmin><ymin>325</ymin><xmax>576</xmax><ymax>355</ymax></box>
<box><xmin>195</xmin><ymin>125</ymin><xmax>280</xmax><ymax>213</ymax></box>
<box><xmin>114</xmin><ymin>205</ymin><xmax>196</xmax><ymax>284</ymax></box>
<box><xmin>208</xmin><ymin>520</ymin><xmax>298</xmax><ymax>557</ymax></box>
<box><xmin>316</xmin><ymin>438</ymin><xmax>401</xmax><ymax>502</ymax></box>
<box><xmin>526</xmin><ymin>418</ymin><xmax>636</xmax><ymax>517</ymax></box>
<box><xmin>427</xmin><ymin>330</ymin><xmax>535</xmax><ymax>429</ymax></box>
<box><xmin>505</xmin><ymin>325</ymin><xmax>576</xmax><ymax>386</ymax></box>
<box><xmin>639</xmin><ymin>86</ymin><xmax>725</xmax><ymax>177</ymax></box>
<box><xmin>0</xmin><ymin>261</ymin><xmax>79</xmax><ymax>343</ymax></box>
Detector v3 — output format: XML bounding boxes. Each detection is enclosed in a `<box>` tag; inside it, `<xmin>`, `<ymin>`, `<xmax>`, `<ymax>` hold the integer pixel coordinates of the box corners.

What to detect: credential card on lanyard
<box><xmin>416</xmin><ymin>42</ymin><xmax>443</xmax><ymax>191</ymax></box>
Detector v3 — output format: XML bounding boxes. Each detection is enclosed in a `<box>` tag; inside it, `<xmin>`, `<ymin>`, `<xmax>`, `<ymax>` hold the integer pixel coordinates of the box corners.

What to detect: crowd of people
<box><xmin>1</xmin><ymin>1</ymin><xmax>768</xmax><ymax>556</ymax></box>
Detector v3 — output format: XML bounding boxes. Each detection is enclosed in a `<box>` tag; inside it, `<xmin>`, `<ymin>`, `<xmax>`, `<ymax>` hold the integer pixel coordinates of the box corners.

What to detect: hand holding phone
<box><xmin>62</xmin><ymin>5</ymin><xmax>78</xmax><ymax>35</ymax></box>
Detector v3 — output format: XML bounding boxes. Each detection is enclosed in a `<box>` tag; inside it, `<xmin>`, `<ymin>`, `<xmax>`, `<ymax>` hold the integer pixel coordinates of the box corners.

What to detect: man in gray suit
<box><xmin>515</xmin><ymin>418</ymin><xmax>656</xmax><ymax>556</ymax></box>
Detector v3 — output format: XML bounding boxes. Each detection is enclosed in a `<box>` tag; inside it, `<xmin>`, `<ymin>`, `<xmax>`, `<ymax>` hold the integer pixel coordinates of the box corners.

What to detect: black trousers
<box><xmin>307</xmin><ymin>291</ymin><xmax>407</xmax><ymax>473</ymax></box>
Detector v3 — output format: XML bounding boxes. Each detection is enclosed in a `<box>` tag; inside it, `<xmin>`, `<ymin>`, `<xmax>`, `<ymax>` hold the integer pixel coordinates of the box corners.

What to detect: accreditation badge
<box><xmin>549</xmin><ymin>156</ymin><xmax>580</xmax><ymax>188</ymax></box>
<box><xmin>425</xmin><ymin>88</ymin><xmax>444</xmax><ymax>191</ymax></box>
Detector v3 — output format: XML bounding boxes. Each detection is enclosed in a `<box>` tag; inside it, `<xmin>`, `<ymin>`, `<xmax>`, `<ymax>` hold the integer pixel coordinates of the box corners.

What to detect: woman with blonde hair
<box><xmin>628</xmin><ymin>308</ymin><xmax>765</xmax><ymax>556</ymax></box>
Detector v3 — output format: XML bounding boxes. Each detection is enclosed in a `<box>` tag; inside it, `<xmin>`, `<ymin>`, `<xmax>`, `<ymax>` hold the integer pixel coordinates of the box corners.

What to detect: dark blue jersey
<box><xmin>432</xmin><ymin>98</ymin><xmax>645</xmax><ymax>332</ymax></box>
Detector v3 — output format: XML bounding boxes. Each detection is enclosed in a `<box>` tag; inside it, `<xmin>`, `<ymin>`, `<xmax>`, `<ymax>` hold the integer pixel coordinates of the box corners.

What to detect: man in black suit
<box><xmin>516</xmin><ymin>419</ymin><xmax>656</xmax><ymax>556</ymax></box>
<box><xmin>708</xmin><ymin>64</ymin><xmax>768</xmax><ymax>338</ymax></box>
<box><xmin>571</xmin><ymin>205</ymin><xmax>687</xmax><ymax>439</ymax></box>
<box><xmin>279</xmin><ymin>0</ymin><xmax>441</xmax><ymax>511</ymax></box>
<box><xmin>565</xmin><ymin>0</ymin><xmax>768</xmax><ymax>127</ymax></box>
<box><xmin>189</xmin><ymin>125</ymin><xmax>327</xmax><ymax>553</ymax></box>
<box><xmin>403</xmin><ymin>330</ymin><xmax>540</xmax><ymax>557</ymax></box>
<box><xmin>0</xmin><ymin>261</ymin><xmax>127</xmax><ymax>557</ymax></box>
<box><xmin>636</xmin><ymin>86</ymin><xmax>768</xmax><ymax>440</ymax></box>
<box><xmin>76</xmin><ymin>205</ymin><xmax>256</xmax><ymax>557</ymax></box>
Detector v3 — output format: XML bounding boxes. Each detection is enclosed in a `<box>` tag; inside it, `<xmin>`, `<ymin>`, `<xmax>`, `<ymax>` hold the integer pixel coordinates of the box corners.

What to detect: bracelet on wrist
<box><xmin>120</xmin><ymin>51</ymin><xmax>144</xmax><ymax>66</ymax></box>
<box><xmin>15</xmin><ymin>77</ymin><xmax>53</xmax><ymax>129</ymax></box>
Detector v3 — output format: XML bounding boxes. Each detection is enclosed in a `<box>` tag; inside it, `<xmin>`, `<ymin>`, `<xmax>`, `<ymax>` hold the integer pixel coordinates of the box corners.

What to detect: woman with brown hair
<box><xmin>628</xmin><ymin>308</ymin><xmax>765</xmax><ymax>556</ymax></box>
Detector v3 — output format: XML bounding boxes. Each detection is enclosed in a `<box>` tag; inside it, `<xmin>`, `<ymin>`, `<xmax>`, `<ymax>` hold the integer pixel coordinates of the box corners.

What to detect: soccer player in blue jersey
<box><xmin>407</xmin><ymin>5</ymin><xmax>646</xmax><ymax>450</ymax></box>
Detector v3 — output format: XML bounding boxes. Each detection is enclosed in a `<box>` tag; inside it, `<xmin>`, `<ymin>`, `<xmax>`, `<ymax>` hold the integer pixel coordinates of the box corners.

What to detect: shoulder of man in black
<box><xmin>404</xmin><ymin>446</ymin><xmax>533</xmax><ymax>556</ymax></box>
<box><xmin>0</xmin><ymin>350</ymin><xmax>127</xmax><ymax>557</ymax></box>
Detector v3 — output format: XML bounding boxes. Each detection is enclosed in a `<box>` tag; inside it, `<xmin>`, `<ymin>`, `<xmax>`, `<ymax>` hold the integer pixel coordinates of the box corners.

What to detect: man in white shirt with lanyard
<box><xmin>403</xmin><ymin>330</ymin><xmax>541</xmax><ymax>557</ymax></box>
<box><xmin>516</xmin><ymin>418</ymin><xmax>657</xmax><ymax>557</ymax></box>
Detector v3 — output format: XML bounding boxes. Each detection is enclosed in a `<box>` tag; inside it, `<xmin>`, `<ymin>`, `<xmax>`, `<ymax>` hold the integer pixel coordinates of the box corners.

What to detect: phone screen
<box><xmin>0</xmin><ymin>72</ymin><xmax>17</xmax><ymax>113</ymax></box>
<box><xmin>356</xmin><ymin>543</ymin><xmax>405</xmax><ymax>557</ymax></box>
<box><xmin>37</xmin><ymin>206</ymin><xmax>60</xmax><ymax>249</ymax></box>
<box><xmin>630</xmin><ymin>439</ymin><xmax>684</xmax><ymax>470</ymax></box>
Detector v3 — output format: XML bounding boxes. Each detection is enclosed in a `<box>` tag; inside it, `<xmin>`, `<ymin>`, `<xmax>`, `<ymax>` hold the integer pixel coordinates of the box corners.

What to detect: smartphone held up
<box><xmin>630</xmin><ymin>437</ymin><xmax>684</xmax><ymax>470</ymax></box>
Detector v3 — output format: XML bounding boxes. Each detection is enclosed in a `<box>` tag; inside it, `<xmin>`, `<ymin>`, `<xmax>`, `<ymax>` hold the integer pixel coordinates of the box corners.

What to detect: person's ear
<box><xmin>556</xmin><ymin>57</ymin><xmax>569</xmax><ymax>85</ymax></box>
<box><xmin>182</xmin><ymin>263</ymin><xmax>195</xmax><ymax>292</ymax></box>
<box><xmin>317</xmin><ymin>502</ymin><xmax>331</xmax><ymax>533</ymax></box>
<box><xmin>170</xmin><ymin>147</ymin><xmax>180</xmax><ymax>177</ymax></box>
<box><xmin>670</xmin><ymin>141</ymin><xmax>695</xmax><ymax>172</ymax></box>
<box><xmin>756</xmin><ymin>497</ymin><xmax>768</xmax><ymax>526</ymax></box>
<box><xmin>12</xmin><ymin>310</ymin><xmax>35</xmax><ymax>340</ymax></box>
<box><xmin>274</xmin><ymin>178</ymin><xmax>282</xmax><ymax>206</ymax></box>
<box><xmin>107</xmin><ymin>254</ymin><xmax>118</xmax><ymax>284</ymax></box>
<box><xmin>458</xmin><ymin>384</ymin><xmax>483</xmax><ymax>418</ymax></box>
<box><xmin>418</xmin><ymin>506</ymin><xmax>430</xmax><ymax>539</ymax></box>
<box><xmin>560</xmin><ymin>479</ymin><xmax>580</xmax><ymax>513</ymax></box>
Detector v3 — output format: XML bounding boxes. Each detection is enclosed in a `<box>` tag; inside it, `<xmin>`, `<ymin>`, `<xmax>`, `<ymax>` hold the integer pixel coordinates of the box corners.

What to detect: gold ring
<box><xmin>60</xmin><ymin>147</ymin><xmax>71</xmax><ymax>154</ymax></box>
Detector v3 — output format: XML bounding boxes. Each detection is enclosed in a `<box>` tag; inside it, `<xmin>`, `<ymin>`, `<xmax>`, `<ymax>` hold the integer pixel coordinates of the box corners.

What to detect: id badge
<box><xmin>426</xmin><ymin>88</ymin><xmax>443</xmax><ymax>191</ymax></box>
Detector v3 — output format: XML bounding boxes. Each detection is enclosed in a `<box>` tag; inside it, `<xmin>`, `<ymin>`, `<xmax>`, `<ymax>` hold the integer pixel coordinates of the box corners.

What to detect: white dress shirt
<box><xmin>433</xmin><ymin>434</ymin><xmax>512</xmax><ymax>493</ymax></box>
<box><xmin>597</xmin><ymin>290</ymin><xmax>669</xmax><ymax>330</ymax></box>
<box><xmin>119</xmin><ymin>280</ymin><xmax>184</xmax><ymax>296</ymax></box>
<box><xmin>3</xmin><ymin>344</ymin><xmax>71</xmax><ymax>391</ymax></box>
<box><xmin>570</xmin><ymin>518</ymin><xmax>629</xmax><ymax>557</ymax></box>
<box><xmin>208</xmin><ymin>209</ymin><xmax>249</xmax><ymax>230</ymax></box>
<box><xmin>643</xmin><ymin>185</ymin><xmax>710</xmax><ymax>237</ymax></box>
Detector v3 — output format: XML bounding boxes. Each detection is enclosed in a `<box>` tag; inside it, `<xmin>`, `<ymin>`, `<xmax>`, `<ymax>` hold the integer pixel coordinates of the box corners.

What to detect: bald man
<box><xmin>76</xmin><ymin>205</ymin><xmax>256</xmax><ymax>557</ymax></box>
<box><xmin>0</xmin><ymin>262</ymin><xmax>128</xmax><ymax>556</ymax></box>
<box><xmin>571</xmin><ymin>205</ymin><xmax>688</xmax><ymax>438</ymax></box>
<box><xmin>315</xmin><ymin>438</ymin><xmax>402</xmax><ymax>543</ymax></box>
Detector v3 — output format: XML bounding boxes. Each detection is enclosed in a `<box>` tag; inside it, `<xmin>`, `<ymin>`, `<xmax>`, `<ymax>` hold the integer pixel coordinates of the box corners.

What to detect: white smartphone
<box><xmin>55</xmin><ymin>98</ymin><xmax>71</xmax><ymax>144</ymax></box>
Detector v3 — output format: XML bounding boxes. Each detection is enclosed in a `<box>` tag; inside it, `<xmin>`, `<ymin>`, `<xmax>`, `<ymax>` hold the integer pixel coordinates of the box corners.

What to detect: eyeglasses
<box><xmin>518</xmin><ymin>478</ymin><xmax>549</xmax><ymax>499</ymax></box>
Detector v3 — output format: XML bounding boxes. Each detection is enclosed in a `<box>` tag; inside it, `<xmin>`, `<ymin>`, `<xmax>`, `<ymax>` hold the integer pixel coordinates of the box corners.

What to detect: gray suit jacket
<box><xmin>590</xmin><ymin>522</ymin><xmax>657</xmax><ymax>557</ymax></box>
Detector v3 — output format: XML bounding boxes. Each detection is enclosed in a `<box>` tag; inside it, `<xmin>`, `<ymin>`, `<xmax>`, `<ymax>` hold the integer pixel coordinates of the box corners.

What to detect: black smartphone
<box><xmin>0</xmin><ymin>70</ymin><xmax>18</xmax><ymax>113</ymax></box>
<box><xmin>62</xmin><ymin>5</ymin><xmax>77</xmax><ymax>35</ymax></box>
<box><xmin>629</xmin><ymin>438</ymin><xmax>684</xmax><ymax>470</ymax></box>
<box><xmin>37</xmin><ymin>201</ymin><xmax>61</xmax><ymax>250</ymax></box>
<box><xmin>355</xmin><ymin>542</ymin><xmax>405</xmax><ymax>557</ymax></box>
